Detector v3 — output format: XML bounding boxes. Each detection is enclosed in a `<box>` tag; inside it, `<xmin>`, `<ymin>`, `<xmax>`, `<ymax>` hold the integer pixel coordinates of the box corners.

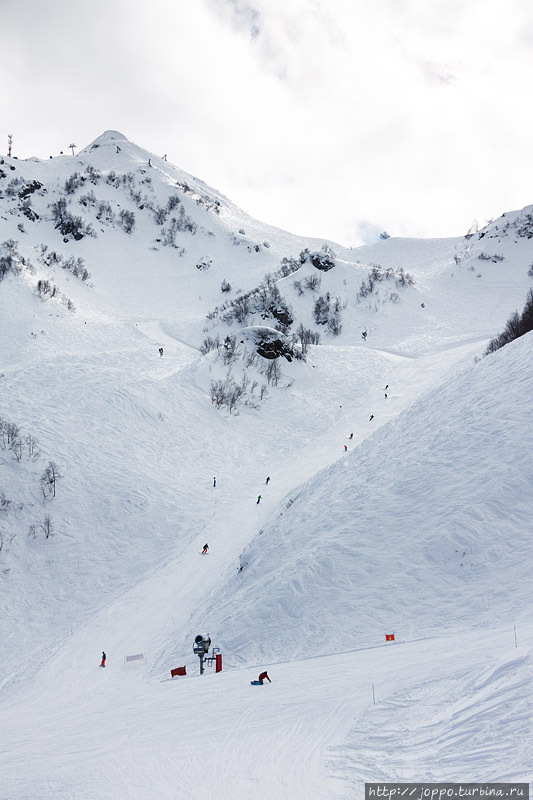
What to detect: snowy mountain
<box><xmin>0</xmin><ymin>131</ymin><xmax>531</xmax><ymax>798</ymax></box>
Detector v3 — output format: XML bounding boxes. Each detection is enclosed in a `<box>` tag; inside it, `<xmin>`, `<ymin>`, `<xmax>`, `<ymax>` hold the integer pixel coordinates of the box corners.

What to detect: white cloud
<box><xmin>2</xmin><ymin>0</ymin><xmax>533</xmax><ymax>244</ymax></box>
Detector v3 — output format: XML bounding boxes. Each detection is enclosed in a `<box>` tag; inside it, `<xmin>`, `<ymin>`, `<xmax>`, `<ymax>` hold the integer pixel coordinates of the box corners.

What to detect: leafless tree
<box><xmin>264</xmin><ymin>359</ymin><xmax>281</xmax><ymax>386</ymax></box>
<box><xmin>25</xmin><ymin>434</ymin><xmax>40</xmax><ymax>460</ymax></box>
<box><xmin>41</xmin><ymin>461</ymin><xmax>61</xmax><ymax>498</ymax></box>
<box><xmin>40</xmin><ymin>515</ymin><xmax>54</xmax><ymax>539</ymax></box>
<box><xmin>210</xmin><ymin>380</ymin><xmax>228</xmax><ymax>409</ymax></box>
<box><xmin>9</xmin><ymin>437</ymin><xmax>23</xmax><ymax>461</ymax></box>
<box><xmin>221</xmin><ymin>336</ymin><xmax>239</xmax><ymax>365</ymax></box>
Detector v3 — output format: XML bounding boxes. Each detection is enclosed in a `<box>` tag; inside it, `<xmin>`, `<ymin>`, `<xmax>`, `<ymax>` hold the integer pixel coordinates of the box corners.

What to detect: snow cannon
<box><xmin>193</xmin><ymin>633</ymin><xmax>211</xmax><ymax>674</ymax></box>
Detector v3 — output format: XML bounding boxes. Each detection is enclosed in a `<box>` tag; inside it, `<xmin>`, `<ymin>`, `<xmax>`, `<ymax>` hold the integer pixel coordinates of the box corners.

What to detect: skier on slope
<box><xmin>265</xmin><ymin>476</ymin><xmax>271</xmax><ymax>485</ymax></box>
<box><xmin>100</xmin><ymin>652</ymin><xmax>106</xmax><ymax>667</ymax></box>
<box><xmin>202</xmin><ymin>543</ymin><xmax>209</xmax><ymax>554</ymax></box>
<box><xmin>257</xmin><ymin>495</ymin><xmax>262</xmax><ymax>504</ymax></box>
<box><xmin>258</xmin><ymin>671</ymin><xmax>271</xmax><ymax>684</ymax></box>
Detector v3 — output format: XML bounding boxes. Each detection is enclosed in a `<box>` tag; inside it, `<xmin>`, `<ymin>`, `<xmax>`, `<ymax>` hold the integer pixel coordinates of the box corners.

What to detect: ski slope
<box><xmin>1</xmin><ymin>626</ymin><xmax>530</xmax><ymax>799</ymax></box>
<box><xmin>0</xmin><ymin>132</ymin><xmax>532</xmax><ymax>798</ymax></box>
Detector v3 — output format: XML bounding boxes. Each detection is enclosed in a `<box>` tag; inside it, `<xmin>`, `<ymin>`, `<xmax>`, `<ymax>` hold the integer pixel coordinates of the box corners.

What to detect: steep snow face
<box><xmin>200</xmin><ymin>333</ymin><xmax>533</xmax><ymax>664</ymax></box>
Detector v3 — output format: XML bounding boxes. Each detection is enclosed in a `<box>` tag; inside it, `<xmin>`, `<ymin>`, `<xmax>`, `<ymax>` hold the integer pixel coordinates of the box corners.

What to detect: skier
<box><xmin>258</xmin><ymin>671</ymin><xmax>271</xmax><ymax>684</ymax></box>
<box><xmin>344</xmin><ymin>445</ymin><xmax>348</xmax><ymax>451</ymax></box>
<box><xmin>213</xmin><ymin>477</ymin><xmax>216</xmax><ymax>487</ymax></box>
<box><xmin>265</xmin><ymin>477</ymin><xmax>271</xmax><ymax>485</ymax></box>
<box><xmin>385</xmin><ymin>393</ymin><xmax>388</xmax><ymax>399</ymax></box>
<box><xmin>362</xmin><ymin>331</ymin><xmax>367</xmax><ymax>340</ymax></box>
<box><xmin>369</xmin><ymin>414</ymin><xmax>374</xmax><ymax>421</ymax></box>
<box><xmin>202</xmin><ymin>543</ymin><xmax>209</xmax><ymax>554</ymax></box>
<box><xmin>384</xmin><ymin>385</ymin><xmax>389</xmax><ymax>390</ymax></box>
<box><xmin>159</xmin><ymin>347</ymin><xmax>164</xmax><ymax>357</ymax></box>
<box><xmin>257</xmin><ymin>495</ymin><xmax>262</xmax><ymax>504</ymax></box>
<box><xmin>349</xmin><ymin>433</ymin><xmax>353</xmax><ymax>439</ymax></box>
<box><xmin>100</xmin><ymin>651</ymin><xmax>106</xmax><ymax>668</ymax></box>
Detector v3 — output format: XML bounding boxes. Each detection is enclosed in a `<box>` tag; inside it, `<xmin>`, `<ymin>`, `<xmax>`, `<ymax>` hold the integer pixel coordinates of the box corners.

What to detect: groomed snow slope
<box><xmin>0</xmin><ymin>628</ymin><xmax>530</xmax><ymax>799</ymax></box>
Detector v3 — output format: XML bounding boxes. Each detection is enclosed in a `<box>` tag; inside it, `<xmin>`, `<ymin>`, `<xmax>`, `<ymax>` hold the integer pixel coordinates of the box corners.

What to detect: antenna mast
<box><xmin>7</xmin><ymin>134</ymin><xmax>13</xmax><ymax>157</ymax></box>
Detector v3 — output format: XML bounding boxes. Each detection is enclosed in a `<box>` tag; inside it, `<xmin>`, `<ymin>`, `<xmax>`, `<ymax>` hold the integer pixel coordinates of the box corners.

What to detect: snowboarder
<box><xmin>265</xmin><ymin>477</ymin><xmax>271</xmax><ymax>485</ymax></box>
<box><xmin>258</xmin><ymin>671</ymin><xmax>271</xmax><ymax>684</ymax></box>
<box><xmin>159</xmin><ymin>347</ymin><xmax>164</xmax><ymax>357</ymax></box>
<box><xmin>213</xmin><ymin>477</ymin><xmax>216</xmax><ymax>487</ymax></box>
<box><xmin>202</xmin><ymin>543</ymin><xmax>209</xmax><ymax>554</ymax></box>
<box><xmin>257</xmin><ymin>495</ymin><xmax>262</xmax><ymax>504</ymax></box>
<box><xmin>100</xmin><ymin>652</ymin><xmax>106</xmax><ymax>667</ymax></box>
<box><xmin>369</xmin><ymin>414</ymin><xmax>374</xmax><ymax>421</ymax></box>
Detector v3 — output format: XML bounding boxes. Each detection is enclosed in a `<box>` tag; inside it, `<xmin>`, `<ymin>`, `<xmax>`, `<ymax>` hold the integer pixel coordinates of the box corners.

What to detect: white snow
<box><xmin>0</xmin><ymin>133</ymin><xmax>531</xmax><ymax>798</ymax></box>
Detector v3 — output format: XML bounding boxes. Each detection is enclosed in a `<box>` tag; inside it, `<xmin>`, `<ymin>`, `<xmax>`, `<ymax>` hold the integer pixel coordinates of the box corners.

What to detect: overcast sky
<box><xmin>2</xmin><ymin>0</ymin><xmax>533</xmax><ymax>245</ymax></box>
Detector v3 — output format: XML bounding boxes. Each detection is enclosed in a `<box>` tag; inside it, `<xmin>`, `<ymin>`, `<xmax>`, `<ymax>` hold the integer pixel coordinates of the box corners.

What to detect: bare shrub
<box><xmin>200</xmin><ymin>335</ymin><xmax>221</xmax><ymax>355</ymax></box>
<box><xmin>40</xmin><ymin>515</ymin><xmax>55</xmax><ymax>539</ymax></box>
<box><xmin>304</xmin><ymin>274</ymin><xmax>321</xmax><ymax>291</ymax></box>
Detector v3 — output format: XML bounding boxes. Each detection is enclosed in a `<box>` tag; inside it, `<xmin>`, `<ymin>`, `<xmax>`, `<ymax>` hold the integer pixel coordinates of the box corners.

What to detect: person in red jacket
<box><xmin>100</xmin><ymin>652</ymin><xmax>106</xmax><ymax>667</ymax></box>
<box><xmin>258</xmin><ymin>671</ymin><xmax>271</xmax><ymax>684</ymax></box>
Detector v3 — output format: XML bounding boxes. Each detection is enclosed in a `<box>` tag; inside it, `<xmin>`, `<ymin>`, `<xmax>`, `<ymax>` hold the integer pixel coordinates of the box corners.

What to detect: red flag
<box><xmin>385</xmin><ymin>634</ymin><xmax>395</xmax><ymax>641</ymax></box>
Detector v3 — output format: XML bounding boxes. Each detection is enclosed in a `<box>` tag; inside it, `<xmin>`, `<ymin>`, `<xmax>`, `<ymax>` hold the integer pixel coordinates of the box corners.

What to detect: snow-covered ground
<box><xmin>0</xmin><ymin>132</ymin><xmax>531</xmax><ymax>798</ymax></box>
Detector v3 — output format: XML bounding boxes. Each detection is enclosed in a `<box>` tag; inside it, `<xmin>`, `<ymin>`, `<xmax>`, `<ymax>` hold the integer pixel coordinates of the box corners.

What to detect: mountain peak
<box><xmin>80</xmin><ymin>130</ymin><xmax>131</xmax><ymax>154</ymax></box>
